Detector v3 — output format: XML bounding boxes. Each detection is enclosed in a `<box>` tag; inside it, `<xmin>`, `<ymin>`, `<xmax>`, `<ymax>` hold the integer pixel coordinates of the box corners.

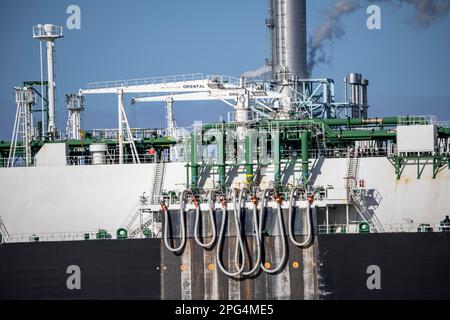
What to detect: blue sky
<box><xmin>0</xmin><ymin>0</ymin><xmax>449</xmax><ymax>140</ymax></box>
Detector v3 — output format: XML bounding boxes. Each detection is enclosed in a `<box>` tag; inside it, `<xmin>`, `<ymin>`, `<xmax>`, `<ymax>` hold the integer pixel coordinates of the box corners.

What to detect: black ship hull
<box><xmin>1</xmin><ymin>233</ymin><xmax>449</xmax><ymax>300</ymax></box>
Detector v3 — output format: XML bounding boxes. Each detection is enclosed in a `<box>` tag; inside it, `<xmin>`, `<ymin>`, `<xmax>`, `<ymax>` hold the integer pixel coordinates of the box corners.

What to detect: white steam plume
<box><xmin>241</xmin><ymin>64</ymin><xmax>272</xmax><ymax>78</ymax></box>
<box><xmin>308</xmin><ymin>0</ymin><xmax>450</xmax><ymax>73</ymax></box>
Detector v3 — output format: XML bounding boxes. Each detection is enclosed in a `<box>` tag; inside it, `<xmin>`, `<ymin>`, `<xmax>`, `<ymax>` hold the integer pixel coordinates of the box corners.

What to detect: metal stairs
<box><xmin>346</xmin><ymin>151</ymin><xmax>384</xmax><ymax>232</ymax></box>
<box><xmin>122</xmin><ymin>198</ymin><xmax>144</xmax><ymax>231</ymax></box>
<box><xmin>128</xmin><ymin>213</ymin><xmax>161</xmax><ymax>238</ymax></box>
<box><xmin>0</xmin><ymin>216</ymin><xmax>10</xmax><ymax>240</ymax></box>
<box><xmin>121</xmin><ymin>161</ymin><xmax>166</xmax><ymax>237</ymax></box>
<box><xmin>150</xmin><ymin>161</ymin><xmax>166</xmax><ymax>205</ymax></box>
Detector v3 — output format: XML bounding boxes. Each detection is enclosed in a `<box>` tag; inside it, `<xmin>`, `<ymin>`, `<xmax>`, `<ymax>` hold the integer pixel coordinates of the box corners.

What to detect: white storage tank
<box><xmin>89</xmin><ymin>144</ymin><xmax>108</xmax><ymax>165</ymax></box>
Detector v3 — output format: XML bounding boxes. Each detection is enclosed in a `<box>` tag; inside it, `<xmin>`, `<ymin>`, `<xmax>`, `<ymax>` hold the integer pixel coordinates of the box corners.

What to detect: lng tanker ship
<box><xmin>0</xmin><ymin>0</ymin><xmax>449</xmax><ymax>300</ymax></box>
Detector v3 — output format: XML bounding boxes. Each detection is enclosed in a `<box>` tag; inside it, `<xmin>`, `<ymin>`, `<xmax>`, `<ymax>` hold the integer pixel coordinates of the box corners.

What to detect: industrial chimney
<box><xmin>268</xmin><ymin>0</ymin><xmax>308</xmax><ymax>81</ymax></box>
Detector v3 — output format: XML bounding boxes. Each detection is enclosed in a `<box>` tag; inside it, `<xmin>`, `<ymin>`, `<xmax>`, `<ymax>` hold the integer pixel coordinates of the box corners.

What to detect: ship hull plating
<box><xmin>1</xmin><ymin>233</ymin><xmax>449</xmax><ymax>300</ymax></box>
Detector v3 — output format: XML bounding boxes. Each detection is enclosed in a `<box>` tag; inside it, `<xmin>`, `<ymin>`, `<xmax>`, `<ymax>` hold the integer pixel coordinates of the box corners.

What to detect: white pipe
<box><xmin>259</xmin><ymin>188</ymin><xmax>287</xmax><ymax>274</ymax></box>
<box><xmin>216</xmin><ymin>189</ymin><xmax>246</xmax><ymax>278</ymax></box>
<box><xmin>163</xmin><ymin>190</ymin><xmax>187</xmax><ymax>253</ymax></box>
<box><xmin>166</xmin><ymin>97</ymin><xmax>175</xmax><ymax>137</ymax></box>
<box><xmin>117</xmin><ymin>90</ymin><xmax>124</xmax><ymax>164</ymax></box>
<box><xmin>39</xmin><ymin>41</ymin><xmax>45</xmax><ymax>139</ymax></box>
<box><xmin>7</xmin><ymin>101</ymin><xmax>20</xmax><ymax>167</ymax></box>
<box><xmin>241</xmin><ymin>192</ymin><xmax>262</xmax><ymax>277</ymax></box>
<box><xmin>194</xmin><ymin>191</ymin><xmax>217</xmax><ymax>249</ymax></box>
<box><xmin>46</xmin><ymin>41</ymin><xmax>56</xmax><ymax>136</ymax></box>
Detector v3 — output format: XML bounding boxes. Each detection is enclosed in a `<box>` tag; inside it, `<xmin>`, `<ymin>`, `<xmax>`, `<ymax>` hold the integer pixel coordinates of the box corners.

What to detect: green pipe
<box><xmin>217</xmin><ymin>131</ymin><xmax>226</xmax><ymax>190</ymax></box>
<box><xmin>245</xmin><ymin>134</ymin><xmax>254</xmax><ymax>186</ymax></box>
<box><xmin>185</xmin><ymin>164</ymin><xmax>190</xmax><ymax>187</ymax></box>
<box><xmin>200</xmin><ymin>117</ymin><xmax>400</xmax><ymax>130</ymax></box>
<box><xmin>301</xmin><ymin>130</ymin><xmax>309</xmax><ymax>184</ymax></box>
<box><xmin>335</xmin><ymin>130</ymin><xmax>396</xmax><ymax>140</ymax></box>
<box><xmin>321</xmin><ymin>117</ymin><xmax>400</xmax><ymax>126</ymax></box>
<box><xmin>273</xmin><ymin>130</ymin><xmax>281</xmax><ymax>188</ymax></box>
<box><xmin>439</xmin><ymin>127</ymin><xmax>450</xmax><ymax>137</ymax></box>
<box><xmin>190</xmin><ymin>133</ymin><xmax>199</xmax><ymax>190</ymax></box>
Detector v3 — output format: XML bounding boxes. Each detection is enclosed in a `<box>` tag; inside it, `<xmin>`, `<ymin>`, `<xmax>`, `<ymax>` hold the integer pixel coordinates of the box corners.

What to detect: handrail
<box><xmin>318</xmin><ymin>222</ymin><xmax>450</xmax><ymax>234</ymax></box>
<box><xmin>87</xmin><ymin>73</ymin><xmax>205</xmax><ymax>90</ymax></box>
<box><xmin>86</xmin><ymin>74</ymin><xmax>241</xmax><ymax>91</ymax></box>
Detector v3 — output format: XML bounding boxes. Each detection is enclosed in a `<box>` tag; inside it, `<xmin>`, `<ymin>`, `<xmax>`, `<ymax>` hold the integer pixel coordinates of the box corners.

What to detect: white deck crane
<box><xmin>79</xmin><ymin>74</ymin><xmax>282</xmax><ymax>164</ymax></box>
<box><xmin>130</xmin><ymin>75</ymin><xmax>283</xmax><ymax>135</ymax></box>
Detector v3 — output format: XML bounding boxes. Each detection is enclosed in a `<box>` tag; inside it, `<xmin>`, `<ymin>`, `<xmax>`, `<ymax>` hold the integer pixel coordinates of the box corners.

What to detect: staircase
<box><xmin>121</xmin><ymin>161</ymin><xmax>166</xmax><ymax>237</ymax></box>
<box><xmin>122</xmin><ymin>197</ymin><xmax>145</xmax><ymax>231</ymax></box>
<box><xmin>346</xmin><ymin>151</ymin><xmax>384</xmax><ymax>232</ymax></box>
<box><xmin>128</xmin><ymin>212</ymin><xmax>162</xmax><ymax>238</ymax></box>
<box><xmin>0</xmin><ymin>216</ymin><xmax>10</xmax><ymax>240</ymax></box>
<box><xmin>150</xmin><ymin>161</ymin><xmax>166</xmax><ymax>205</ymax></box>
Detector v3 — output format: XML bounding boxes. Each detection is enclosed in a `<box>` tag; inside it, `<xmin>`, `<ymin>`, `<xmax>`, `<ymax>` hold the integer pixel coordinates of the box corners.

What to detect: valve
<box><xmin>192</xmin><ymin>196</ymin><xmax>200</xmax><ymax>208</ymax></box>
<box><xmin>220</xmin><ymin>196</ymin><xmax>227</xmax><ymax>208</ymax></box>
<box><xmin>275</xmin><ymin>194</ymin><xmax>282</xmax><ymax>204</ymax></box>
<box><xmin>160</xmin><ymin>200</ymin><xmax>168</xmax><ymax>212</ymax></box>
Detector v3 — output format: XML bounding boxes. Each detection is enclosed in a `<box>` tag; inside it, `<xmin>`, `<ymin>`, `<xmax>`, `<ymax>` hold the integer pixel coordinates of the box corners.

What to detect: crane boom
<box><xmin>132</xmin><ymin>89</ymin><xmax>282</xmax><ymax>103</ymax></box>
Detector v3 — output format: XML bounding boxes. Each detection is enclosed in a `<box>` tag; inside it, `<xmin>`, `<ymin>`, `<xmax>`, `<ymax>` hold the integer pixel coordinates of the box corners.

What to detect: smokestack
<box><xmin>270</xmin><ymin>0</ymin><xmax>308</xmax><ymax>81</ymax></box>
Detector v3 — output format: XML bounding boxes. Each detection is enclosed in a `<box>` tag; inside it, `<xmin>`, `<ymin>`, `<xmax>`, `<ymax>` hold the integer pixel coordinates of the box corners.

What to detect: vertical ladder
<box><xmin>346</xmin><ymin>150</ymin><xmax>384</xmax><ymax>232</ymax></box>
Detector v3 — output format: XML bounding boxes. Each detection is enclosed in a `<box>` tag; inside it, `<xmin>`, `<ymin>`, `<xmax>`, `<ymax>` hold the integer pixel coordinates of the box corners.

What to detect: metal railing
<box><xmin>397</xmin><ymin>115</ymin><xmax>437</xmax><ymax>126</ymax></box>
<box><xmin>207</xmin><ymin>75</ymin><xmax>241</xmax><ymax>87</ymax></box>
<box><xmin>32</xmin><ymin>24</ymin><xmax>63</xmax><ymax>38</ymax></box>
<box><xmin>435</xmin><ymin>121</ymin><xmax>450</xmax><ymax>128</ymax></box>
<box><xmin>88</xmin><ymin>128</ymin><xmax>169</xmax><ymax>141</ymax></box>
<box><xmin>3</xmin><ymin>231</ymin><xmax>97</xmax><ymax>243</ymax></box>
<box><xmin>2</xmin><ymin>228</ymin><xmax>162</xmax><ymax>244</ymax></box>
<box><xmin>227</xmin><ymin>111</ymin><xmax>263</xmax><ymax>123</ymax></box>
<box><xmin>66</xmin><ymin>154</ymin><xmax>166</xmax><ymax>166</ymax></box>
<box><xmin>4</xmin><ymin>221</ymin><xmax>448</xmax><ymax>243</ymax></box>
<box><xmin>286</xmin><ymin>147</ymin><xmax>394</xmax><ymax>159</ymax></box>
<box><xmin>1</xmin><ymin>146</ymin><xmax>397</xmax><ymax>169</ymax></box>
<box><xmin>86</xmin><ymin>73</ymin><xmax>205</xmax><ymax>91</ymax></box>
<box><xmin>86</xmin><ymin>74</ymin><xmax>242</xmax><ymax>91</ymax></box>
<box><xmin>318</xmin><ymin>223</ymin><xmax>450</xmax><ymax>234</ymax></box>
